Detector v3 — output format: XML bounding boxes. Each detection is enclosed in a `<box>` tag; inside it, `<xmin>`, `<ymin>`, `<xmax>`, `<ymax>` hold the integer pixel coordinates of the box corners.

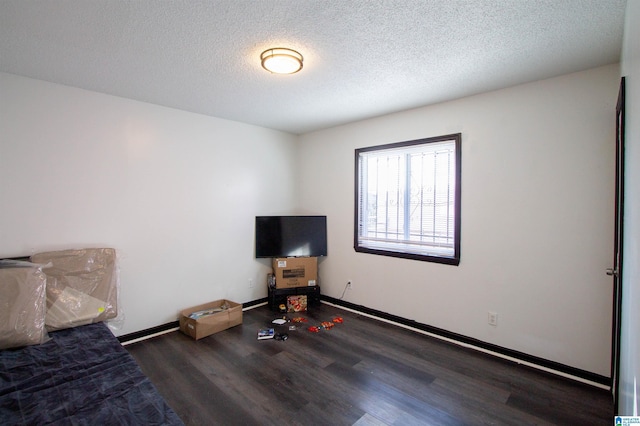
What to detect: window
<box><xmin>354</xmin><ymin>133</ymin><xmax>461</xmax><ymax>265</ymax></box>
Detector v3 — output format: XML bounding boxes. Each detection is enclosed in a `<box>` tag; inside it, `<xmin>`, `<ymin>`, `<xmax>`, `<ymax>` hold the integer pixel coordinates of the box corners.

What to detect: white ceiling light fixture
<box><xmin>261</xmin><ymin>48</ymin><xmax>303</xmax><ymax>74</ymax></box>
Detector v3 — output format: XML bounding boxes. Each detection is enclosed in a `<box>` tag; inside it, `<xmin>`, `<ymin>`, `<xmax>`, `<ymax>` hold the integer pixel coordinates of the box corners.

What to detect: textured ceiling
<box><xmin>0</xmin><ymin>0</ymin><xmax>627</xmax><ymax>135</ymax></box>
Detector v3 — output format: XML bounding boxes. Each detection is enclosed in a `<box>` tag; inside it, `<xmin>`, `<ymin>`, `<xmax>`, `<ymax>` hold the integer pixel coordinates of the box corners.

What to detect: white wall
<box><xmin>0</xmin><ymin>62</ymin><xmax>622</xmax><ymax>378</ymax></box>
<box><xmin>620</xmin><ymin>0</ymin><xmax>640</xmax><ymax>415</ymax></box>
<box><xmin>0</xmin><ymin>72</ymin><xmax>298</xmax><ymax>336</ymax></box>
<box><xmin>298</xmin><ymin>64</ymin><xmax>619</xmax><ymax>377</ymax></box>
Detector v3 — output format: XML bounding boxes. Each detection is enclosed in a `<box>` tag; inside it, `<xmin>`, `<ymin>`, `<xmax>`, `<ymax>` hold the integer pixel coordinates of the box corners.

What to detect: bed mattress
<box><xmin>0</xmin><ymin>322</ymin><xmax>183</xmax><ymax>425</ymax></box>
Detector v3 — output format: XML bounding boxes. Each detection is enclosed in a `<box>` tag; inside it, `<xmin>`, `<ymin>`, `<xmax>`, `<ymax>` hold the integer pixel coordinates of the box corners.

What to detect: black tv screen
<box><xmin>255</xmin><ymin>216</ymin><xmax>327</xmax><ymax>258</ymax></box>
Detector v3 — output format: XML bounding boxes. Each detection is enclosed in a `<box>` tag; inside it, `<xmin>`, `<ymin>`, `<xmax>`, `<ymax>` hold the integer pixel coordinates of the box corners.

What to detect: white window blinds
<box><xmin>355</xmin><ymin>134</ymin><xmax>461</xmax><ymax>264</ymax></box>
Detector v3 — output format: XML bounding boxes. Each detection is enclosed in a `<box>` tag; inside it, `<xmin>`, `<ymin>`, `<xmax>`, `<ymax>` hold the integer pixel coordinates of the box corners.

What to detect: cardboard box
<box><xmin>179</xmin><ymin>299</ymin><xmax>242</xmax><ymax>340</ymax></box>
<box><xmin>272</xmin><ymin>257</ymin><xmax>317</xmax><ymax>289</ymax></box>
<box><xmin>31</xmin><ymin>248</ymin><xmax>118</xmax><ymax>331</ymax></box>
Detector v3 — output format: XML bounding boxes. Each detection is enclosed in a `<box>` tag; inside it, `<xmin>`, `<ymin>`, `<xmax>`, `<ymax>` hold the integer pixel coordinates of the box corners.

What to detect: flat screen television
<box><xmin>255</xmin><ymin>215</ymin><xmax>327</xmax><ymax>258</ymax></box>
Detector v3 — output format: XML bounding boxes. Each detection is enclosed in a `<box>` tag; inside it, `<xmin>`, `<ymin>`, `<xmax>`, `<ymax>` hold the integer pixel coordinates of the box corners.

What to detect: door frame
<box><xmin>611</xmin><ymin>76</ymin><xmax>625</xmax><ymax>412</ymax></box>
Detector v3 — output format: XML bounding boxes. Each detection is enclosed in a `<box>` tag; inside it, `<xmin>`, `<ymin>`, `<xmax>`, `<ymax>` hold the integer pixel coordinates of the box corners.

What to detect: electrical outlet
<box><xmin>488</xmin><ymin>311</ymin><xmax>498</xmax><ymax>326</ymax></box>
<box><xmin>248</xmin><ymin>279</ymin><xmax>254</xmax><ymax>288</ymax></box>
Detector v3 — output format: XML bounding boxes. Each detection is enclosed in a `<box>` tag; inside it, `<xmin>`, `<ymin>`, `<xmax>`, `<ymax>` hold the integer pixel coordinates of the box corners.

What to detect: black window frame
<box><xmin>354</xmin><ymin>133</ymin><xmax>461</xmax><ymax>265</ymax></box>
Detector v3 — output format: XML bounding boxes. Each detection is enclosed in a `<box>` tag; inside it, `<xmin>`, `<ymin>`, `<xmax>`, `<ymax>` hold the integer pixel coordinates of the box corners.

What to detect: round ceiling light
<box><xmin>260</xmin><ymin>48</ymin><xmax>303</xmax><ymax>74</ymax></box>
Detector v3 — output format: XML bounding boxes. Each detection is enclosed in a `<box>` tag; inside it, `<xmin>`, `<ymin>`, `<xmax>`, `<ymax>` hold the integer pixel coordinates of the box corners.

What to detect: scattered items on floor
<box><xmin>257</xmin><ymin>328</ymin><xmax>275</xmax><ymax>340</ymax></box>
<box><xmin>274</xmin><ymin>333</ymin><xmax>288</xmax><ymax>341</ymax></box>
<box><xmin>305</xmin><ymin>316</ymin><xmax>345</xmax><ymax>332</ymax></box>
<box><xmin>320</xmin><ymin>321</ymin><xmax>334</xmax><ymax>329</ymax></box>
<box><xmin>264</xmin><ymin>314</ymin><xmax>345</xmax><ymax>336</ymax></box>
<box><xmin>278</xmin><ymin>303</ymin><xmax>287</xmax><ymax>312</ymax></box>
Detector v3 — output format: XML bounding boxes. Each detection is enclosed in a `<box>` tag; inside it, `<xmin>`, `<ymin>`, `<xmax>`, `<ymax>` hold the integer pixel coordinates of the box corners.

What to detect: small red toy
<box><xmin>307</xmin><ymin>326</ymin><xmax>320</xmax><ymax>333</ymax></box>
<box><xmin>332</xmin><ymin>317</ymin><xmax>344</xmax><ymax>324</ymax></box>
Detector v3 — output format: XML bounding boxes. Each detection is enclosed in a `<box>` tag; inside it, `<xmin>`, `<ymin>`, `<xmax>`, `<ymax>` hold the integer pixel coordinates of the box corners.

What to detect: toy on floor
<box><xmin>320</xmin><ymin>321</ymin><xmax>334</xmax><ymax>329</ymax></box>
<box><xmin>305</xmin><ymin>316</ymin><xmax>345</xmax><ymax>332</ymax></box>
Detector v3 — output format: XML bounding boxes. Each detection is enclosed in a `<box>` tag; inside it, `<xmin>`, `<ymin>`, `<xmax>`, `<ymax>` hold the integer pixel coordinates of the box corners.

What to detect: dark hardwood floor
<box><xmin>126</xmin><ymin>303</ymin><xmax>613</xmax><ymax>425</ymax></box>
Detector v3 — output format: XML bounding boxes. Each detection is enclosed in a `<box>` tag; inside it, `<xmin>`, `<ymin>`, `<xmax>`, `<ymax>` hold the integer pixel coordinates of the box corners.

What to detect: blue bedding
<box><xmin>0</xmin><ymin>322</ymin><xmax>183</xmax><ymax>425</ymax></box>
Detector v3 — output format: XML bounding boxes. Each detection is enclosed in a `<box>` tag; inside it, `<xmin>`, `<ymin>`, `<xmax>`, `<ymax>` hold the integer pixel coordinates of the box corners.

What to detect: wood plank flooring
<box><xmin>126</xmin><ymin>303</ymin><xmax>613</xmax><ymax>425</ymax></box>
